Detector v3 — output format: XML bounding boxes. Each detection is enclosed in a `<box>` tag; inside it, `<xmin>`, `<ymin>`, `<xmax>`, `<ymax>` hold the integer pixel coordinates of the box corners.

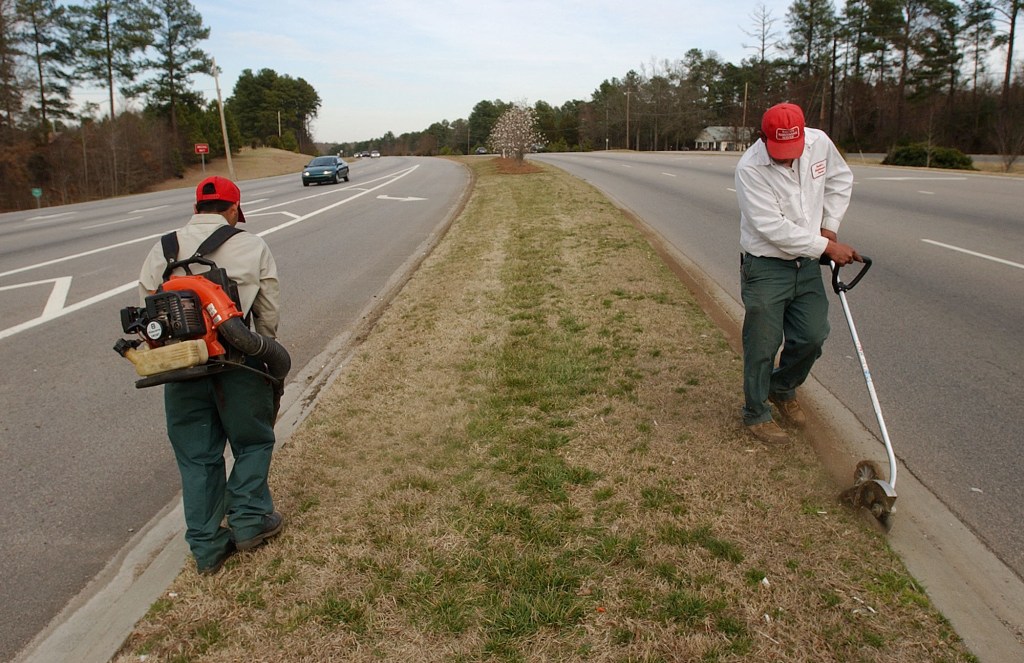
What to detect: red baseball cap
<box><xmin>762</xmin><ymin>102</ymin><xmax>805</xmax><ymax>160</ymax></box>
<box><xmin>196</xmin><ymin>176</ymin><xmax>245</xmax><ymax>223</ymax></box>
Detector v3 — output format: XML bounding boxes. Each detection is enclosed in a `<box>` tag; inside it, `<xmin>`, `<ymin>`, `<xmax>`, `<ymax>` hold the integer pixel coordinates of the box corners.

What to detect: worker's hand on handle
<box><xmin>821</xmin><ymin>230</ymin><xmax>862</xmax><ymax>266</ymax></box>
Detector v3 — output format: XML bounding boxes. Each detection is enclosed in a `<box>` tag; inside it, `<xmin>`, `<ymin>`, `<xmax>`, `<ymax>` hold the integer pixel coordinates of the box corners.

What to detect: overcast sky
<box><xmin>188</xmin><ymin>1</ymin><xmax>798</xmax><ymax>144</ymax></box>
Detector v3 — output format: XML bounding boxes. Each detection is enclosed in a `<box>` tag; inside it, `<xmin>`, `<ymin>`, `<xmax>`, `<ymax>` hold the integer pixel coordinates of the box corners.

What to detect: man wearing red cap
<box><xmin>138</xmin><ymin>176</ymin><xmax>284</xmax><ymax>574</ymax></box>
<box><xmin>735</xmin><ymin>103</ymin><xmax>861</xmax><ymax>444</ymax></box>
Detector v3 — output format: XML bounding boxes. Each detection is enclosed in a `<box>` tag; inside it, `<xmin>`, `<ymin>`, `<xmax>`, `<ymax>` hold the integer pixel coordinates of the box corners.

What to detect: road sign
<box><xmin>31</xmin><ymin>188</ymin><xmax>42</xmax><ymax>198</ymax></box>
<box><xmin>194</xmin><ymin>143</ymin><xmax>210</xmax><ymax>154</ymax></box>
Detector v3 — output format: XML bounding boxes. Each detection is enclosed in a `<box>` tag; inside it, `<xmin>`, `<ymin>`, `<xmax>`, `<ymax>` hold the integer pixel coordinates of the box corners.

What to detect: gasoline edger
<box><xmin>824</xmin><ymin>257</ymin><xmax>899</xmax><ymax>529</ymax></box>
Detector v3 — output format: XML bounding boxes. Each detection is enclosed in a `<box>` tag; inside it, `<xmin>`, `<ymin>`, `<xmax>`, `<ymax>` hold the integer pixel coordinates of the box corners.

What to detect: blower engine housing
<box><xmin>121</xmin><ymin>274</ymin><xmax>243</xmax><ymax>358</ymax></box>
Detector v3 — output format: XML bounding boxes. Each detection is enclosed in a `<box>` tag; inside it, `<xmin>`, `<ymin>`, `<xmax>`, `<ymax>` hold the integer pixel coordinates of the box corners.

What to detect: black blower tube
<box><xmin>218</xmin><ymin>317</ymin><xmax>291</xmax><ymax>383</ymax></box>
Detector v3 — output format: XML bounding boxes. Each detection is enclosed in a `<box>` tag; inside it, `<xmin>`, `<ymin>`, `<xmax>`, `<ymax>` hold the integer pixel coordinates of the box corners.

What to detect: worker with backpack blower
<box><xmin>137</xmin><ymin>176</ymin><xmax>286</xmax><ymax>575</ymax></box>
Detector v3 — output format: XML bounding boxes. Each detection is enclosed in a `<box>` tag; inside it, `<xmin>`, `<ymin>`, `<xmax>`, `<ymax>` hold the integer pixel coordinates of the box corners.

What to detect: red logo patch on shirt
<box><xmin>812</xmin><ymin>160</ymin><xmax>827</xmax><ymax>178</ymax></box>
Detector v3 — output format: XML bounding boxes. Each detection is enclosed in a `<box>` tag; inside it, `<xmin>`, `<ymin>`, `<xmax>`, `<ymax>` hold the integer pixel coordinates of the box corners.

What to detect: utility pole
<box><xmin>626</xmin><ymin>89</ymin><xmax>631</xmax><ymax>150</ymax></box>
<box><xmin>212</xmin><ymin>58</ymin><xmax>235</xmax><ymax>180</ymax></box>
<box><xmin>742</xmin><ymin>82</ymin><xmax>748</xmax><ymax>131</ymax></box>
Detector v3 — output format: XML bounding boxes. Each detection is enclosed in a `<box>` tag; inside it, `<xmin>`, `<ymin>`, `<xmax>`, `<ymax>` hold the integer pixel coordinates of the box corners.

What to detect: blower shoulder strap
<box><xmin>161</xmin><ymin>225</ymin><xmax>244</xmax><ymax>265</ymax></box>
<box><xmin>195</xmin><ymin>225</ymin><xmax>245</xmax><ymax>258</ymax></box>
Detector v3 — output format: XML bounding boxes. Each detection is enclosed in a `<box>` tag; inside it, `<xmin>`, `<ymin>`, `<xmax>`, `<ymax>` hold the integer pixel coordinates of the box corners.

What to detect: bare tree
<box><xmin>742</xmin><ymin>3</ymin><xmax>783</xmax><ymax>116</ymax></box>
<box><xmin>994</xmin><ymin>105</ymin><xmax>1024</xmax><ymax>170</ymax></box>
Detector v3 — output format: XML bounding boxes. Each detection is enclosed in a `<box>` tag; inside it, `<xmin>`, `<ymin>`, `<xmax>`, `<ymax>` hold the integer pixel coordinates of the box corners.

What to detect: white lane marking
<box><xmin>0</xmin><ymin>276</ymin><xmax>80</xmax><ymax>337</ymax></box>
<box><xmin>867</xmin><ymin>176</ymin><xmax>967</xmax><ymax>181</ymax></box>
<box><xmin>0</xmin><ymin>232</ymin><xmax>170</xmax><ymax>279</ymax></box>
<box><xmin>0</xmin><ymin>281</ymin><xmax>136</xmax><ymax>341</ymax></box>
<box><xmin>43</xmin><ymin>277</ymin><xmax>72</xmax><ymax>316</ymax></box>
<box><xmin>377</xmin><ymin>195</ymin><xmax>427</xmax><ymax>202</ymax></box>
<box><xmin>0</xmin><ymin>277</ymin><xmax>72</xmax><ymax>315</ymax></box>
<box><xmin>27</xmin><ymin>212</ymin><xmax>74</xmax><ymax>221</ymax></box>
<box><xmin>81</xmin><ymin>216</ymin><xmax>143</xmax><ymax>230</ymax></box>
<box><xmin>0</xmin><ymin>167</ymin><xmax>419</xmax><ymax>280</ymax></box>
<box><xmin>922</xmin><ymin>239</ymin><xmax>1024</xmax><ymax>270</ymax></box>
<box><xmin>661</xmin><ymin>172</ymin><xmax>676</xmax><ymax>178</ymax></box>
<box><xmin>726</xmin><ymin>187</ymin><xmax>736</xmax><ymax>192</ymax></box>
<box><xmin>918</xmin><ymin>191</ymin><xmax>935</xmax><ymax>195</ymax></box>
<box><xmin>247</xmin><ymin>211</ymin><xmax>300</xmax><ymax>220</ymax></box>
<box><xmin>130</xmin><ymin>205</ymin><xmax>168</xmax><ymax>213</ymax></box>
<box><xmin>244</xmin><ymin>198</ymin><xmax>269</xmax><ymax>205</ymax></box>
<box><xmin>0</xmin><ymin>165</ymin><xmax>422</xmax><ymax>341</ymax></box>
<box><xmin>259</xmin><ymin>166</ymin><xmax>419</xmax><ymax>238</ymax></box>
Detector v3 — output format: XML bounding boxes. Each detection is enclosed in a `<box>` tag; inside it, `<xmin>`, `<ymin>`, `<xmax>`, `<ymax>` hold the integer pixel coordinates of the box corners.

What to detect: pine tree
<box><xmin>67</xmin><ymin>0</ymin><xmax>155</xmax><ymax>121</ymax></box>
<box><xmin>136</xmin><ymin>0</ymin><xmax>210</xmax><ymax>139</ymax></box>
<box><xmin>16</xmin><ymin>0</ymin><xmax>75</xmax><ymax>141</ymax></box>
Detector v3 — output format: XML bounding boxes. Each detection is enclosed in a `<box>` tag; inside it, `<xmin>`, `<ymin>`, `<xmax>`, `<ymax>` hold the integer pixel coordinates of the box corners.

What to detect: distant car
<box><xmin>302</xmin><ymin>156</ymin><xmax>349</xmax><ymax>186</ymax></box>
<box><xmin>475</xmin><ymin>147</ymin><xmax>488</xmax><ymax>155</ymax></box>
<box><xmin>370</xmin><ymin>150</ymin><xmax>381</xmax><ymax>158</ymax></box>
<box><xmin>359</xmin><ymin>151</ymin><xmax>370</xmax><ymax>158</ymax></box>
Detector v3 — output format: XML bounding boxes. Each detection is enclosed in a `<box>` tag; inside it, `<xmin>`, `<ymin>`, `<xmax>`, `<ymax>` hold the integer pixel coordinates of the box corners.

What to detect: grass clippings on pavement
<box><xmin>116</xmin><ymin>157</ymin><xmax>974</xmax><ymax>662</ymax></box>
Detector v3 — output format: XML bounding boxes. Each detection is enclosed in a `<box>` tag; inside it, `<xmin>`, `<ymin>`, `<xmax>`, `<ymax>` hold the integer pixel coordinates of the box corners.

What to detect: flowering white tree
<box><xmin>487</xmin><ymin>103</ymin><xmax>543</xmax><ymax>161</ymax></box>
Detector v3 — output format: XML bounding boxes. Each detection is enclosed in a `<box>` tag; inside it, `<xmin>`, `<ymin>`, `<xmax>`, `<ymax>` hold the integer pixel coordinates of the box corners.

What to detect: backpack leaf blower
<box><xmin>115</xmin><ymin>253</ymin><xmax>290</xmax><ymax>391</ymax></box>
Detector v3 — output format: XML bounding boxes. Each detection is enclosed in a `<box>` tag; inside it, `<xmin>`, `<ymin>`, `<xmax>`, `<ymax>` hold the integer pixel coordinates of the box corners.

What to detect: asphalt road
<box><xmin>533</xmin><ymin>151</ymin><xmax>1024</xmax><ymax>578</ymax></box>
<box><xmin>0</xmin><ymin>156</ymin><xmax>469</xmax><ymax>661</ymax></box>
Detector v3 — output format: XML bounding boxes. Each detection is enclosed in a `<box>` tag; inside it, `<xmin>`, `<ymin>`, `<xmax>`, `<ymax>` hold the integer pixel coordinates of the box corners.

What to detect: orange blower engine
<box><xmin>115</xmin><ymin>274</ymin><xmax>247</xmax><ymax>387</ymax></box>
<box><xmin>114</xmin><ymin>230</ymin><xmax>291</xmax><ymax>413</ymax></box>
<box><xmin>115</xmin><ymin>277</ymin><xmax>291</xmax><ymax>400</ymax></box>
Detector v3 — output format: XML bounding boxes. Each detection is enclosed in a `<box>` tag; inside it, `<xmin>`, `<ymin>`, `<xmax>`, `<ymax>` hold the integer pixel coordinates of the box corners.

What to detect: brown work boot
<box><xmin>746</xmin><ymin>420</ymin><xmax>789</xmax><ymax>444</ymax></box>
<box><xmin>769</xmin><ymin>394</ymin><xmax>807</xmax><ymax>428</ymax></box>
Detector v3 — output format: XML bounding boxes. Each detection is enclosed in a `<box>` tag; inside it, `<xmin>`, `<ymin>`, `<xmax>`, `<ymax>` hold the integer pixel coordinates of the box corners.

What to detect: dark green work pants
<box><xmin>164</xmin><ymin>362</ymin><xmax>276</xmax><ymax>569</ymax></box>
<box><xmin>740</xmin><ymin>254</ymin><xmax>830</xmax><ymax>426</ymax></box>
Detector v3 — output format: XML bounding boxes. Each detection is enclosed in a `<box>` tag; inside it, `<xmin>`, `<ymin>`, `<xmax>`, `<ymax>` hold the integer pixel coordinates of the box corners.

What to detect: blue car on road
<box><xmin>302</xmin><ymin>156</ymin><xmax>350</xmax><ymax>186</ymax></box>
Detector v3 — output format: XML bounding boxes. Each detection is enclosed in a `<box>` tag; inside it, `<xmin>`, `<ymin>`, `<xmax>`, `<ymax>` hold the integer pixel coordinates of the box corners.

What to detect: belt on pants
<box><xmin>741</xmin><ymin>252</ymin><xmax>819</xmax><ymax>269</ymax></box>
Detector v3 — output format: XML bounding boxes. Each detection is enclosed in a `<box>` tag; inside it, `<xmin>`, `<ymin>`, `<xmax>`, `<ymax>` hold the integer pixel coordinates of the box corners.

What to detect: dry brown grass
<box><xmin>115</xmin><ymin>157</ymin><xmax>974</xmax><ymax>662</ymax></box>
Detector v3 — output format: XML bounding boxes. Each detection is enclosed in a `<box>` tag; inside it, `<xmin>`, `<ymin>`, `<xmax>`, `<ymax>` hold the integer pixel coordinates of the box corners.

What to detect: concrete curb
<box><xmin>12</xmin><ymin>501</ymin><xmax>187</xmax><ymax>663</ymax></box>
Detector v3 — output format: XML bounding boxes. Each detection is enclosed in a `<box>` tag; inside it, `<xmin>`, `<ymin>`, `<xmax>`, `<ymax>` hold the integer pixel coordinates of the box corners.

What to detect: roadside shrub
<box><xmin>882</xmin><ymin>144</ymin><xmax>975</xmax><ymax>170</ymax></box>
<box><xmin>548</xmin><ymin>138</ymin><xmax>570</xmax><ymax>153</ymax></box>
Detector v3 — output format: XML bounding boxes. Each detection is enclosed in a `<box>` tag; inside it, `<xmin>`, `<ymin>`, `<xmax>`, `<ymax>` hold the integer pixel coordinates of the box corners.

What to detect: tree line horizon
<box><xmin>1</xmin><ymin>0</ymin><xmax>1021</xmax><ymax>212</ymax></box>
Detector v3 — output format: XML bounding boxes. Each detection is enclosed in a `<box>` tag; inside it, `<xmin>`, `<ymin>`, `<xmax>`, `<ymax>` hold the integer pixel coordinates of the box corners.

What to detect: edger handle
<box><xmin>826</xmin><ymin>256</ymin><xmax>872</xmax><ymax>293</ymax></box>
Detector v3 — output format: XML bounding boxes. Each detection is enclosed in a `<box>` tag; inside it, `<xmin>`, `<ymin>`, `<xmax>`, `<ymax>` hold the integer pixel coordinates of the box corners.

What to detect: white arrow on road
<box><xmin>377</xmin><ymin>195</ymin><xmax>427</xmax><ymax>202</ymax></box>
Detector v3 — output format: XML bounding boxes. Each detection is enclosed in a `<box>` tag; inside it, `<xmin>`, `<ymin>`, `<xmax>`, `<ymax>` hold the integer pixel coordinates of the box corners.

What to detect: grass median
<box><xmin>116</xmin><ymin>157</ymin><xmax>973</xmax><ymax>662</ymax></box>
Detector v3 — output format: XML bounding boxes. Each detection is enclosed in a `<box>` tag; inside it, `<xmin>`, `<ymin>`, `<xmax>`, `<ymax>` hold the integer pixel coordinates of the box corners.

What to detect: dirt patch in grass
<box><xmin>116</xmin><ymin>157</ymin><xmax>975</xmax><ymax>662</ymax></box>
<box><xmin>493</xmin><ymin>156</ymin><xmax>545</xmax><ymax>175</ymax></box>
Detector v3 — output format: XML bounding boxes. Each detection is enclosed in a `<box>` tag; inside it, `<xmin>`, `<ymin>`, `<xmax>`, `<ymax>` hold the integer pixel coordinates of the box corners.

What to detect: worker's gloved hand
<box><xmin>272</xmin><ymin>381</ymin><xmax>284</xmax><ymax>422</ymax></box>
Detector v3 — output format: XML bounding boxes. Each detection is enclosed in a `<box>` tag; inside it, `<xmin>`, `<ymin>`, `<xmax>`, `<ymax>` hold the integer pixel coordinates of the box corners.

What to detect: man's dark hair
<box><xmin>196</xmin><ymin>199</ymin><xmax>234</xmax><ymax>214</ymax></box>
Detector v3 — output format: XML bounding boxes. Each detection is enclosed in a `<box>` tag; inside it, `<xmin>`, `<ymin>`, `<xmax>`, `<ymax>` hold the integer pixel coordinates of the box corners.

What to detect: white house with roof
<box><xmin>695</xmin><ymin>126</ymin><xmax>755</xmax><ymax>152</ymax></box>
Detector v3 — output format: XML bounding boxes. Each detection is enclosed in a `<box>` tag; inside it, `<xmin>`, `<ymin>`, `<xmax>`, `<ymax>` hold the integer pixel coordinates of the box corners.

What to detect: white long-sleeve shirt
<box><xmin>139</xmin><ymin>214</ymin><xmax>280</xmax><ymax>338</ymax></box>
<box><xmin>735</xmin><ymin>127</ymin><xmax>853</xmax><ymax>260</ymax></box>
